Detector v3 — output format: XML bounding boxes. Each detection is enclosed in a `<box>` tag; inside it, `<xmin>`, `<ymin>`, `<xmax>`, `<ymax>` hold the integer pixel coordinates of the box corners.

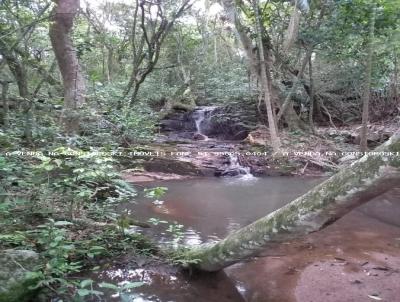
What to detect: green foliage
<box><xmin>0</xmin><ymin>136</ymin><xmax>154</xmax><ymax>301</ymax></box>
<box><xmin>32</xmin><ymin>219</ymin><xmax>81</xmax><ymax>278</ymax></box>
<box><xmin>74</xmin><ymin>279</ymin><xmax>104</xmax><ymax>300</ymax></box>
<box><xmin>84</xmin><ymin>84</ymin><xmax>158</xmax><ymax>144</ymax></box>
<box><xmin>33</xmin><ymin>147</ymin><xmax>136</xmax><ymax>214</ymax></box>
<box><xmin>167</xmin><ymin>246</ymin><xmax>201</xmax><ymax>267</ymax></box>
<box><xmin>166</xmin><ymin>222</ymin><xmax>185</xmax><ymax>244</ymax></box>
<box><xmin>144</xmin><ymin>187</ymin><xmax>168</xmax><ymax>199</ymax></box>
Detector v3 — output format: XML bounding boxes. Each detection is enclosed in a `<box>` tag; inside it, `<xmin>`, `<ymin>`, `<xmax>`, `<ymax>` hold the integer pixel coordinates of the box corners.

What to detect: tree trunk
<box><xmin>276</xmin><ymin>49</ymin><xmax>312</xmax><ymax>123</ymax></box>
<box><xmin>0</xmin><ymin>81</ymin><xmax>10</xmax><ymax>128</ymax></box>
<box><xmin>107</xmin><ymin>46</ymin><xmax>113</xmax><ymax>82</ymax></box>
<box><xmin>4</xmin><ymin>53</ymin><xmax>33</xmax><ymax>143</ymax></box>
<box><xmin>49</xmin><ymin>0</ymin><xmax>85</xmax><ymax>135</ymax></box>
<box><xmin>360</xmin><ymin>5</ymin><xmax>376</xmax><ymax>152</ymax></box>
<box><xmin>222</xmin><ymin>0</ymin><xmax>302</xmax><ymax>134</ymax></box>
<box><xmin>391</xmin><ymin>53</ymin><xmax>398</xmax><ymax>106</ymax></box>
<box><xmin>188</xmin><ymin>132</ymin><xmax>400</xmax><ymax>271</ymax></box>
<box><xmin>308</xmin><ymin>53</ymin><xmax>315</xmax><ymax>133</ymax></box>
<box><xmin>252</xmin><ymin>0</ymin><xmax>281</xmax><ymax>152</ymax></box>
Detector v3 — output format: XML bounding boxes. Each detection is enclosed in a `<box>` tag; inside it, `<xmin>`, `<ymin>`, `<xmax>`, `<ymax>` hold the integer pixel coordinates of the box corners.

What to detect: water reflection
<box><xmin>93</xmin><ymin>265</ymin><xmax>245</xmax><ymax>302</ymax></box>
<box><xmin>182</xmin><ymin>228</ymin><xmax>203</xmax><ymax>245</ymax></box>
<box><xmin>121</xmin><ymin>176</ymin><xmax>323</xmax><ymax>245</ymax></box>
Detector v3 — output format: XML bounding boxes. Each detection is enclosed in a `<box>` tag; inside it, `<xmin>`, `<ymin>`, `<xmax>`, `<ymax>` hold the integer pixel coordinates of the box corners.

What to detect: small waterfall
<box><xmin>194</xmin><ymin>110</ymin><xmax>206</xmax><ymax>135</ymax></box>
<box><xmin>226</xmin><ymin>153</ymin><xmax>254</xmax><ymax>179</ymax></box>
<box><xmin>193</xmin><ymin>106</ymin><xmax>216</xmax><ymax>140</ymax></box>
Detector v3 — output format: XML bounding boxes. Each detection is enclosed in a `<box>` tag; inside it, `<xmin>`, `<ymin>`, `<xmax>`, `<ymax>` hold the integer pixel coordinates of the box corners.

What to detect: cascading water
<box><xmin>194</xmin><ymin>110</ymin><xmax>206</xmax><ymax>135</ymax></box>
<box><xmin>193</xmin><ymin>106</ymin><xmax>216</xmax><ymax>140</ymax></box>
<box><xmin>191</xmin><ymin>106</ymin><xmax>255</xmax><ymax>179</ymax></box>
<box><xmin>226</xmin><ymin>153</ymin><xmax>254</xmax><ymax>179</ymax></box>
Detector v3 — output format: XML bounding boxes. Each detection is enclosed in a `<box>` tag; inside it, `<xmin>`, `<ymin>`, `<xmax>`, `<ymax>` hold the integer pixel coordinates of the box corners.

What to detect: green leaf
<box><xmin>98</xmin><ymin>282</ymin><xmax>119</xmax><ymax>290</ymax></box>
<box><xmin>62</xmin><ymin>244</ymin><xmax>75</xmax><ymax>250</ymax></box>
<box><xmin>89</xmin><ymin>246</ymin><xmax>106</xmax><ymax>251</ymax></box>
<box><xmin>54</xmin><ymin>235</ymin><xmax>64</xmax><ymax>242</ymax></box>
<box><xmin>91</xmin><ymin>266</ymin><xmax>101</xmax><ymax>271</ymax></box>
<box><xmin>80</xmin><ymin>279</ymin><xmax>94</xmax><ymax>288</ymax></box>
<box><xmin>77</xmin><ymin>288</ymin><xmax>91</xmax><ymax>296</ymax></box>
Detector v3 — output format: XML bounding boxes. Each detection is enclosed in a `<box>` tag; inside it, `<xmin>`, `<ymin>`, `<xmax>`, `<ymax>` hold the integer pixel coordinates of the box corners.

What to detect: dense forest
<box><xmin>0</xmin><ymin>0</ymin><xmax>399</xmax><ymax>301</ymax></box>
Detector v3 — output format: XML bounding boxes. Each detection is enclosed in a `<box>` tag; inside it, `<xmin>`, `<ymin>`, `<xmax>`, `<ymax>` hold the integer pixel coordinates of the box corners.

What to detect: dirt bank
<box><xmin>226</xmin><ymin>188</ymin><xmax>400</xmax><ymax>302</ymax></box>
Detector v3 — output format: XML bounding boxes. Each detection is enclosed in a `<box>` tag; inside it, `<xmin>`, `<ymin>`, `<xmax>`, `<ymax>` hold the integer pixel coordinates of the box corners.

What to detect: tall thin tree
<box><xmin>360</xmin><ymin>3</ymin><xmax>376</xmax><ymax>152</ymax></box>
<box><xmin>49</xmin><ymin>0</ymin><xmax>86</xmax><ymax>134</ymax></box>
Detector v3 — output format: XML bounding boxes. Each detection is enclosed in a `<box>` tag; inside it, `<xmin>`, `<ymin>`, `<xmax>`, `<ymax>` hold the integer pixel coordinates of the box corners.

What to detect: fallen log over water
<box><xmin>188</xmin><ymin>131</ymin><xmax>400</xmax><ymax>271</ymax></box>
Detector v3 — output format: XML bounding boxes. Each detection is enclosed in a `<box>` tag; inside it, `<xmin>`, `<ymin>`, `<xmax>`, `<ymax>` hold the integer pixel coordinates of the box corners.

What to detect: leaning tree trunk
<box><xmin>49</xmin><ymin>0</ymin><xmax>85</xmax><ymax>135</ymax></box>
<box><xmin>188</xmin><ymin>131</ymin><xmax>400</xmax><ymax>271</ymax></box>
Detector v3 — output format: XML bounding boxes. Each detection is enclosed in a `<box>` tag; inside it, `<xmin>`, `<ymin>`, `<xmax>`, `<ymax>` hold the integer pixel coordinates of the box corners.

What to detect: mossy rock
<box><xmin>171</xmin><ymin>102</ymin><xmax>195</xmax><ymax>112</ymax></box>
<box><xmin>0</xmin><ymin>250</ymin><xmax>41</xmax><ymax>302</ymax></box>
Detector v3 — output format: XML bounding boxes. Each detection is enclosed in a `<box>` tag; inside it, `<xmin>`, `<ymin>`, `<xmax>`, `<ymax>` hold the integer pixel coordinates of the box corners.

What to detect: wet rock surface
<box><xmin>159</xmin><ymin>102</ymin><xmax>258</xmax><ymax>141</ymax></box>
<box><xmin>158</xmin><ymin>108</ymin><xmax>196</xmax><ymax>134</ymax></box>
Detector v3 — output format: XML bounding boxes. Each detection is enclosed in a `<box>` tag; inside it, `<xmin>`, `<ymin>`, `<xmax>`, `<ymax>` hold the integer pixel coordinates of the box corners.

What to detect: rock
<box><xmin>159</xmin><ymin>109</ymin><xmax>196</xmax><ymax>133</ymax></box>
<box><xmin>0</xmin><ymin>249</ymin><xmax>40</xmax><ymax>302</ymax></box>
<box><xmin>171</xmin><ymin>102</ymin><xmax>195</xmax><ymax>111</ymax></box>
<box><xmin>142</xmin><ymin>158</ymin><xmax>204</xmax><ymax>176</ymax></box>
<box><xmin>200</xmin><ymin>107</ymin><xmax>254</xmax><ymax>140</ymax></box>
<box><xmin>220</xmin><ymin>169</ymin><xmax>242</xmax><ymax>177</ymax></box>
<box><xmin>159</xmin><ymin>101</ymin><xmax>258</xmax><ymax>141</ymax></box>
<box><xmin>193</xmin><ymin>133</ymin><xmax>207</xmax><ymax>140</ymax></box>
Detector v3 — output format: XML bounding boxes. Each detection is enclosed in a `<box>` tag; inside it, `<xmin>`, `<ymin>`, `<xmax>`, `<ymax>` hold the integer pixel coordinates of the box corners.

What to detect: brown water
<box><xmin>123</xmin><ymin>176</ymin><xmax>324</xmax><ymax>245</ymax></box>
<box><xmin>88</xmin><ymin>178</ymin><xmax>400</xmax><ymax>302</ymax></box>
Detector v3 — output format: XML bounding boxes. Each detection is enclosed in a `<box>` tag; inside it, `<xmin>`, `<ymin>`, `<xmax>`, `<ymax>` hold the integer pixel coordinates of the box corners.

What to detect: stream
<box><xmin>123</xmin><ymin>177</ymin><xmax>323</xmax><ymax>244</ymax></box>
<box><xmin>86</xmin><ymin>176</ymin><xmax>400</xmax><ymax>302</ymax></box>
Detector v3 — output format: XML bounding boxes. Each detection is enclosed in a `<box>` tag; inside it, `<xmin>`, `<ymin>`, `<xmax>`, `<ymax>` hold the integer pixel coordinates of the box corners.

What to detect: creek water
<box><xmin>87</xmin><ymin>177</ymin><xmax>400</xmax><ymax>302</ymax></box>
<box><xmin>124</xmin><ymin>177</ymin><xmax>323</xmax><ymax>244</ymax></box>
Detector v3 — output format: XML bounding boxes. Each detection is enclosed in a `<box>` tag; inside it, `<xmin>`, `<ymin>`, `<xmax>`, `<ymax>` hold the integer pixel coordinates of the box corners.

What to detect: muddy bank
<box><xmin>226</xmin><ymin>189</ymin><xmax>400</xmax><ymax>302</ymax></box>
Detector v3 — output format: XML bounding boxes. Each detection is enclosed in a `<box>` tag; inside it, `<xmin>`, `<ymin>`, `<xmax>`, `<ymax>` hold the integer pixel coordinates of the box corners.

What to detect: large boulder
<box><xmin>0</xmin><ymin>249</ymin><xmax>40</xmax><ymax>302</ymax></box>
